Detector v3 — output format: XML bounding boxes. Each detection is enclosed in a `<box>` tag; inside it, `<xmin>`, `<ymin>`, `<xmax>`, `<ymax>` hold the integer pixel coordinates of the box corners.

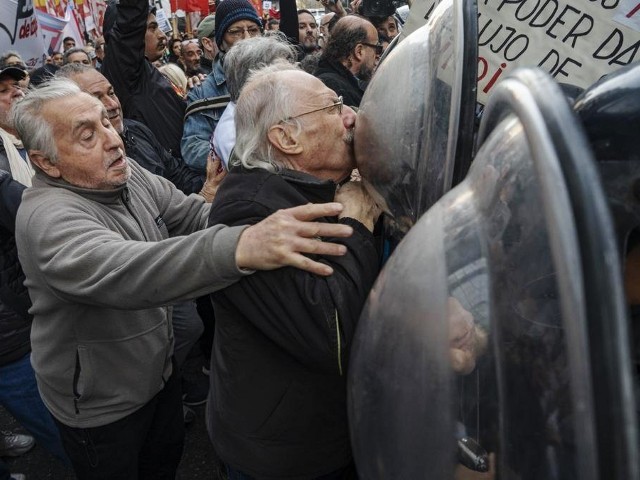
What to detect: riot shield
<box><xmin>572</xmin><ymin>62</ymin><xmax>640</xmax><ymax>480</ymax></box>
<box><xmin>348</xmin><ymin>67</ymin><xmax>636</xmax><ymax>479</ymax></box>
<box><xmin>354</xmin><ymin>0</ymin><xmax>477</xmax><ymax>239</ymax></box>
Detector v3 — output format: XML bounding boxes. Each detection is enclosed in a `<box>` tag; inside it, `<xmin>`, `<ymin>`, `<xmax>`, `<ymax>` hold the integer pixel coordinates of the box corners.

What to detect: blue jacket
<box><xmin>181</xmin><ymin>58</ymin><xmax>228</xmax><ymax>173</ymax></box>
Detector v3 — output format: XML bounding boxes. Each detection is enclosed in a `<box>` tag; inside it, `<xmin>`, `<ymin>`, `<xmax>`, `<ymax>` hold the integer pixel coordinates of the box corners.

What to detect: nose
<box><xmin>342</xmin><ymin>105</ymin><xmax>357</xmax><ymax>129</ymax></box>
<box><xmin>103</xmin><ymin>95</ymin><xmax>118</xmax><ymax>112</ymax></box>
<box><xmin>241</xmin><ymin>29</ymin><xmax>252</xmax><ymax>39</ymax></box>
<box><xmin>103</xmin><ymin>123</ymin><xmax>122</xmax><ymax>150</ymax></box>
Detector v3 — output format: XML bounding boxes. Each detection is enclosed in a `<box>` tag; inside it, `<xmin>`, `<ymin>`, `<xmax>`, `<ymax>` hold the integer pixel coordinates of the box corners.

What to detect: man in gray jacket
<box><xmin>11</xmin><ymin>78</ymin><xmax>354</xmax><ymax>480</ymax></box>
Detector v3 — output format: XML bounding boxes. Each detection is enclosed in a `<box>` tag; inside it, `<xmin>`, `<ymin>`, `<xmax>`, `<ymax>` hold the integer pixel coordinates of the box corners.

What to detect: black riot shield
<box><xmin>348</xmin><ymin>67</ymin><xmax>638</xmax><ymax>479</ymax></box>
<box><xmin>354</xmin><ymin>0</ymin><xmax>477</xmax><ymax>239</ymax></box>
<box><xmin>572</xmin><ymin>62</ymin><xmax>640</xmax><ymax>480</ymax></box>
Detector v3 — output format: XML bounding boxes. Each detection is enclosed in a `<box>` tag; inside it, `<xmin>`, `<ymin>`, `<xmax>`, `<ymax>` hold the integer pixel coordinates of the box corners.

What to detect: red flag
<box><xmin>185</xmin><ymin>0</ymin><xmax>208</xmax><ymax>14</ymax></box>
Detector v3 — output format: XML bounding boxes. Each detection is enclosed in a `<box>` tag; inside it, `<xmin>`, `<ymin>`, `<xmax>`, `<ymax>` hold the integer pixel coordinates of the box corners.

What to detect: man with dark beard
<box><xmin>206</xmin><ymin>64</ymin><xmax>382</xmax><ymax>479</ymax></box>
<box><xmin>314</xmin><ymin>15</ymin><xmax>381</xmax><ymax>108</ymax></box>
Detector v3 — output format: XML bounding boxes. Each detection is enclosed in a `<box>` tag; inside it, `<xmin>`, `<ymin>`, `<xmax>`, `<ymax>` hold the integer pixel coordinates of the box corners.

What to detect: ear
<box><xmin>353</xmin><ymin>43</ymin><xmax>364</xmax><ymax>62</ymax></box>
<box><xmin>29</xmin><ymin>150</ymin><xmax>61</xmax><ymax>178</ymax></box>
<box><xmin>267</xmin><ymin>124</ymin><xmax>304</xmax><ymax>155</ymax></box>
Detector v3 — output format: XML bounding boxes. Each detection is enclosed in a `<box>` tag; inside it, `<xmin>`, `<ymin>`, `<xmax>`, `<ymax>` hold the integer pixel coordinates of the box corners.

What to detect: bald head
<box><xmin>322</xmin><ymin>16</ymin><xmax>379</xmax><ymax>80</ymax></box>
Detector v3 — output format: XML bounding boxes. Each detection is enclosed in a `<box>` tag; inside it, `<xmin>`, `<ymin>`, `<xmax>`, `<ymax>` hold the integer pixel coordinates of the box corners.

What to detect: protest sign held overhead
<box><xmin>405</xmin><ymin>0</ymin><xmax>640</xmax><ymax>103</ymax></box>
<box><xmin>0</xmin><ymin>0</ymin><xmax>46</xmax><ymax>68</ymax></box>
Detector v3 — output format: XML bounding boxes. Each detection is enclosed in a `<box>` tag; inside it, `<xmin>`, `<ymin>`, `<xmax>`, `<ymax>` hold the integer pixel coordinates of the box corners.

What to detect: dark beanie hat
<box><xmin>214</xmin><ymin>0</ymin><xmax>262</xmax><ymax>48</ymax></box>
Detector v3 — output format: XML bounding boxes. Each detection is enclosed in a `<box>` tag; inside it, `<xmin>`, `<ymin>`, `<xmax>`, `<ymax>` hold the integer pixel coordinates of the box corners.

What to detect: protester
<box><xmin>12</xmin><ymin>77</ymin><xmax>355</xmax><ymax>479</ymax></box>
<box><xmin>297</xmin><ymin>9</ymin><xmax>320</xmax><ymax>55</ymax></box>
<box><xmin>94</xmin><ymin>36</ymin><xmax>105</xmax><ymax>68</ymax></box>
<box><xmin>319</xmin><ymin>11</ymin><xmax>335</xmax><ymax>49</ymax></box>
<box><xmin>167</xmin><ymin>37</ymin><xmax>183</xmax><ymax>66</ymax></box>
<box><xmin>0</xmin><ymin>53</ymin><xmax>29</xmax><ymax>89</ymax></box>
<box><xmin>196</xmin><ymin>14</ymin><xmax>218</xmax><ymax>73</ymax></box>
<box><xmin>315</xmin><ymin>15</ymin><xmax>381</xmax><ymax>107</ymax></box>
<box><xmin>181</xmin><ymin>39</ymin><xmax>205</xmax><ymax>76</ymax></box>
<box><xmin>371</xmin><ymin>14</ymin><xmax>399</xmax><ymax>40</ymax></box>
<box><xmin>62</xmin><ymin>47</ymin><xmax>91</xmax><ymax>66</ymax></box>
<box><xmin>62</xmin><ymin>36</ymin><xmax>76</xmax><ymax>51</ymax></box>
<box><xmin>50</xmin><ymin>52</ymin><xmax>63</xmax><ymax>67</ymax></box>
<box><xmin>101</xmin><ymin>2</ymin><xmax>186</xmax><ymax>157</ymax></box>
<box><xmin>206</xmin><ymin>64</ymin><xmax>381</xmax><ymax>479</ymax></box>
<box><xmin>181</xmin><ymin>0</ymin><xmax>262</xmax><ymax>173</ymax></box>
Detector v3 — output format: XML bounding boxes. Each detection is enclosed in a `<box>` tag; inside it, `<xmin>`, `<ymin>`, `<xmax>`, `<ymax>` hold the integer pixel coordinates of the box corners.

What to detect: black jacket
<box><xmin>0</xmin><ymin>167</ymin><xmax>30</xmax><ymax>367</ymax></box>
<box><xmin>315</xmin><ymin>57</ymin><xmax>365</xmax><ymax>108</ymax></box>
<box><xmin>206</xmin><ymin>168</ymin><xmax>380</xmax><ymax>479</ymax></box>
<box><xmin>121</xmin><ymin>119</ymin><xmax>204</xmax><ymax>195</ymax></box>
<box><xmin>101</xmin><ymin>0</ymin><xmax>186</xmax><ymax>157</ymax></box>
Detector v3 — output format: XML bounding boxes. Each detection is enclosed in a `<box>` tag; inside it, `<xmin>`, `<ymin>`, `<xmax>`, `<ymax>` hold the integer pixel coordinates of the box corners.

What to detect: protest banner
<box><xmin>405</xmin><ymin>0</ymin><xmax>640</xmax><ymax>103</ymax></box>
<box><xmin>0</xmin><ymin>0</ymin><xmax>46</xmax><ymax>68</ymax></box>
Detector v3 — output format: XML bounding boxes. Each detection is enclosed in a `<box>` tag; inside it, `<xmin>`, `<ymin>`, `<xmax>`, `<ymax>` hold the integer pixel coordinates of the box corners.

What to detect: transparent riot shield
<box><xmin>348</xmin><ymin>67</ymin><xmax>637</xmax><ymax>479</ymax></box>
<box><xmin>354</xmin><ymin>0</ymin><xmax>477</xmax><ymax>239</ymax></box>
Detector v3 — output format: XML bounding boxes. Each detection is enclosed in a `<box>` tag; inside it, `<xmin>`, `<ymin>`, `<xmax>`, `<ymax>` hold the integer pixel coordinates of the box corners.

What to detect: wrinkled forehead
<box><xmin>282</xmin><ymin>70</ymin><xmax>335</xmax><ymax>100</ymax></box>
<box><xmin>45</xmin><ymin>92</ymin><xmax>104</xmax><ymax>125</ymax></box>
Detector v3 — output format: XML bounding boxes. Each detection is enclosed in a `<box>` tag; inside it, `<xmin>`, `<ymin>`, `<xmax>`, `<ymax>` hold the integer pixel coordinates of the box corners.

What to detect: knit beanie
<box><xmin>214</xmin><ymin>0</ymin><xmax>262</xmax><ymax>48</ymax></box>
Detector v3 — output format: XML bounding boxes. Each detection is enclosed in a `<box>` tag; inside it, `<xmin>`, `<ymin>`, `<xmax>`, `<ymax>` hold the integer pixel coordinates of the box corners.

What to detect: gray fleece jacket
<box><xmin>16</xmin><ymin>160</ymin><xmax>249</xmax><ymax>428</ymax></box>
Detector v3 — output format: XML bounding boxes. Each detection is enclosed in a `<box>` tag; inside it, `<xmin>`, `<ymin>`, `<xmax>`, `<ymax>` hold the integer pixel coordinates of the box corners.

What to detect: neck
<box><xmin>0</xmin><ymin>124</ymin><xmax>18</xmax><ymax>137</ymax></box>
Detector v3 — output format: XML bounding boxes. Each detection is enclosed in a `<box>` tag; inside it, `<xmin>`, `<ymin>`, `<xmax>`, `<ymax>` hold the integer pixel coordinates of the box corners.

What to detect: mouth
<box><xmin>109</xmin><ymin>153</ymin><xmax>127</xmax><ymax>169</ymax></box>
<box><xmin>107</xmin><ymin>110</ymin><xmax>120</xmax><ymax>121</ymax></box>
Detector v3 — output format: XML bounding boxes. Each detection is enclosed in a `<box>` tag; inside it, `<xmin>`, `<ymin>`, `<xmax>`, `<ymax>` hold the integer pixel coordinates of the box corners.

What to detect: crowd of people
<box><xmin>0</xmin><ymin>0</ymin><xmax>410</xmax><ymax>479</ymax></box>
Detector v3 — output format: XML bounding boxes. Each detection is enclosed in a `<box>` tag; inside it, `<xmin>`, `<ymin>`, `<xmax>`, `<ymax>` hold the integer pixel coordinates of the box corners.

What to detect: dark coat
<box><xmin>206</xmin><ymin>168</ymin><xmax>380</xmax><ymax>479</ymax></box>
<box><xmin>121</xmin><ymin>119</ymin><xmax>204</xmax><ymax>195</ymax></box>
<box><xmin>101</xmin><ymin>0</ymin><xmax>186</xmax><ymax>157</ymax></box>
<box><xmin>315</xmin><ymin>57</ymin><xmax>365</xmax><ymax>108</ymax></box>
<box><xmin>0</xmin><ymin>164</ymin><xmax>30</xmax><ymax>367</ymax></box>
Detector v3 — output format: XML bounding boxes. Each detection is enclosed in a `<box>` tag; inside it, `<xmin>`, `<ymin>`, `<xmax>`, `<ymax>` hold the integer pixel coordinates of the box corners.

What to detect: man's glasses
<box><xmin>361</xmin><ymin>42</ymin><xmax>383</xmax><ymax>56</ymax></box>
<box><xmin>225</xmin><ymin>26</ymin><xmax>262</xmax><ymax>38</ymax></box>
<box><xmin>284</xmin><ymin>96</ymin><xmax>343</xmax><ymax>121</ymax></box>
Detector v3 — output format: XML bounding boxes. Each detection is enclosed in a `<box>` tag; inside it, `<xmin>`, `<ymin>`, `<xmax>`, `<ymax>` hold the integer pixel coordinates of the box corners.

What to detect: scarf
<box><xmin>0</xmin><ymin>128</ymin><xmax>34</xmax><ymax>187</ymax></box>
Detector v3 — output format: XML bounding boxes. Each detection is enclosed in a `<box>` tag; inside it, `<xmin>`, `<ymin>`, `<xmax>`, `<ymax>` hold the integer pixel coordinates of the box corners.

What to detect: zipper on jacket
<box><xmin>73</xmin><ymin>350</ymin><xmax>82</xmax><ymax>414</ymax></box>
<box><xmin>335</xmin><ymin>309</ymin><xmax>343</xmax><ymax>376</ymax></box>
<box><xmin>121</xmin><ymin>187</ymin><xmax>148</xmax><ymax>241</ymax></box>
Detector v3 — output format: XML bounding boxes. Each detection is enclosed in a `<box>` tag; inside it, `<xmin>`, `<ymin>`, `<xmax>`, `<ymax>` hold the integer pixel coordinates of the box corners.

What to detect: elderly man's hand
<box><xmin>235</xmin><ymin>203</ymin><xmax>354</xmax><ymax>276</ymax></box>
<box><xmin>187</xmin><ymin>73</ymin><xmax>206</xmax><ymax>90</ymax></box>
<box><xmin>199</xmin><ymin>152</ymin><xmax>227</xmax><ymax>202</ymax></box>
<box><xmin>335</xmin><ymin>181</ymin><xmax>382</xmax><ymax>232</ymax></box>
<box><xmin>448</xmin><ymin>297</ymin><xmax>488</xmax><ymax>375</ymax></box>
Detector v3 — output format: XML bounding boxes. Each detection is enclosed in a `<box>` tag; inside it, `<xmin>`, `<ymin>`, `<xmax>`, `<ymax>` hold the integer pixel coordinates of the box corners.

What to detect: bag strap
<box><xmin>184</xmin><ymin>94</ymin><xmax>231</xmax><ymax>119</ymax></box>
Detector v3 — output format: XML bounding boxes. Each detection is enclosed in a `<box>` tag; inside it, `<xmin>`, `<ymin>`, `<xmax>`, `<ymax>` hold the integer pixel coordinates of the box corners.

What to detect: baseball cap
<box><xmin>197</xmin><ymin>14</ymin><xmax>216</xmax><ymax>41</ymax></box>
<box><xmin>0</xmin><ymin>66</ymin><xmax>27</xmax><ymax>81</ymax></box>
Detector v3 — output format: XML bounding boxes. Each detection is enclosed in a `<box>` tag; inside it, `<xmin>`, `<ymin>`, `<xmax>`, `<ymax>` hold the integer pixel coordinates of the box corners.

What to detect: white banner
<box><xmin>406</xmin><ymin>0</ymin><xmax>640</xmax><ymax>103</ymax></box>
<box><xmin>0</xmin><ymin>0</ymin><xmax>46</xmax><ymax>68</ymax></box>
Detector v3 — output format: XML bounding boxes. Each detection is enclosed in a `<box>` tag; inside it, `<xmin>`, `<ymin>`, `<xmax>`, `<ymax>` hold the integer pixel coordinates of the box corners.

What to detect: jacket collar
<box><xmin>317</xmin><ymin>56</ymin><xmax>364</xmax><ymax>91</ymax></box>
<box><xmin>212</xmin><ymin>54</ymin><xmax>226</xmax><ymax>88</ymax></box>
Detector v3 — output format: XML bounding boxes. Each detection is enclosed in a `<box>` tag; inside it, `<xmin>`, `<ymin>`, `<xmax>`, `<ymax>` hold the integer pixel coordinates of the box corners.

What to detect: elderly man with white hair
<box><xmin>206</xmin><ymin>64</ymin><xmax>382</xmax><ymax>479</ymax></box>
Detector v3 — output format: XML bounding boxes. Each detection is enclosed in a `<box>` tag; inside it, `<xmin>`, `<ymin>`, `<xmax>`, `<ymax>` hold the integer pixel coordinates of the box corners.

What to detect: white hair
<box><xmin>233</xmin><ymin>63</ymin><xmax>302</xmax><ymax>171</ymax></box>
<box><xmin>11</xmin><ymin>78</ymin><xmax>83</xmax><ymax>163</ymax></box>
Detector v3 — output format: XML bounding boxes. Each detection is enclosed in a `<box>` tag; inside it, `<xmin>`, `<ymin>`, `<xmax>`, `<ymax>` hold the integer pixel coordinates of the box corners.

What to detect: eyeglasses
<box><xmin>361</xmin><ymin>42</ymin><xmax>383</xmax><ymax>56</ymax></box>
<box><xmin>284</xmin><ymin>96</ymin><xmax>343</xmax><ymax>121</ymax></box>
<box><xmin>225</xmin><ymin>26</ymin><xmax>262</xmax><ymax>38</ymax></box>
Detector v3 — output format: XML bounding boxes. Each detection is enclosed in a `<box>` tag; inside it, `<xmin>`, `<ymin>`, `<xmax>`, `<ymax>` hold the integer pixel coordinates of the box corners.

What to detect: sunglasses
<box><xmin>361</xmin><ymin>42</ymin><xmax>383</xmax><ymax>56</ymax></box>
